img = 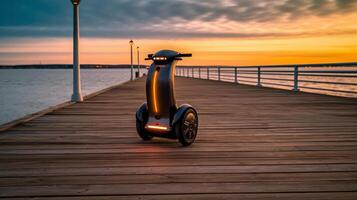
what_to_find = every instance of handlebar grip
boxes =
[178,53,192,57]
[145,54,154,60]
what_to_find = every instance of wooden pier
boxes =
[1,77,357,199]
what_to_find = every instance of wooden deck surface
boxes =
[1,77,357,199]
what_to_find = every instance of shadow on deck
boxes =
[1,77,357,199]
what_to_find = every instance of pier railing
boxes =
[175,62,357,97]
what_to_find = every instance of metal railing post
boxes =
[257,67,262,86]
[199,67,201,79]
[207,67,210,80]
[234,67,238,83]
[192,67,194,78]
[218,67,221,81]
[293,66,299,91]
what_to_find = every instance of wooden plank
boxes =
[3,193,357,200]
[1,164,357,177]
[2,172,357,187]
[2,157,357,170]
[2,181,357,197]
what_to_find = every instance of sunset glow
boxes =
[0,0,357,66]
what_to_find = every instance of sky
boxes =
[0,0,357,66]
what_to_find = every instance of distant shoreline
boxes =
[0,64,146,69]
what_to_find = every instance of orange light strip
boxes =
[146,125,168,131]
[152,70,159,114]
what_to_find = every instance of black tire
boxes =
[135,104,152,141]
[136,119,153,141]
[175,108,198,146]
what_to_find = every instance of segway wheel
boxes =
[175,108,198,146]
[136,119,153,141]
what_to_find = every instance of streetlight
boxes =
[71,0,80,5]
[137,46,140,77]
[70,0,83,102]
[129,40,134,80]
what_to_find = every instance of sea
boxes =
[0,68,141,125]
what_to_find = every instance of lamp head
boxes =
[71,0,81,5]
[129,40,134,46]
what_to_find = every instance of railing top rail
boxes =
[177,62,357,69]
[175,61,357,98]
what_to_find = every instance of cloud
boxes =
[0,0,357,39]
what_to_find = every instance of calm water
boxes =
[0,69,141,125]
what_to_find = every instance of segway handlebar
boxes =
[145,53,192,60]
[177,53,192,57]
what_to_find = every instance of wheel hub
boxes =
[183,113,197,140]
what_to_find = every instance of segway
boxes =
[135,50,198,146]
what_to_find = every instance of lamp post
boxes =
[129,40,134,80]
[137,46,140,77]
[70,0,83,102]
